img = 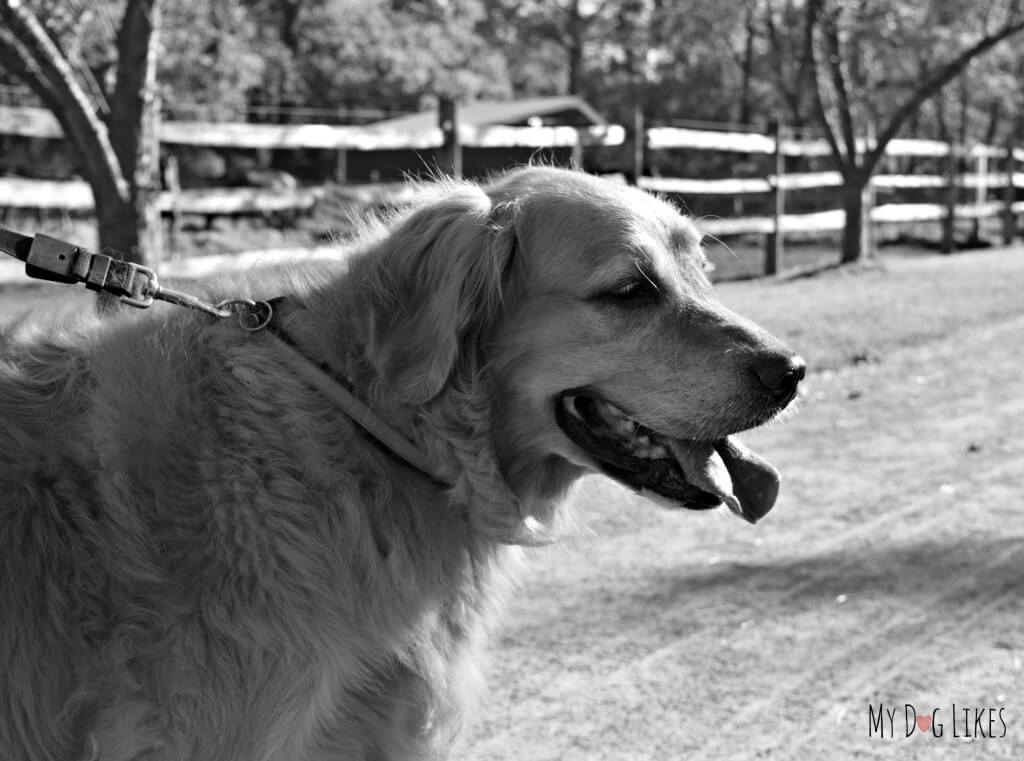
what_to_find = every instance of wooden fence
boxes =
[641,123,1023,272]
[1,103,1022,274]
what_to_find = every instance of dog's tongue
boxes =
[668,437,780,523]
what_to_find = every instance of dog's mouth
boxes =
[554,391,780,523]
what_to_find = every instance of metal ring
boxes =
[215,299,273,332]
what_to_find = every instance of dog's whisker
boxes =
[700,231,743,265]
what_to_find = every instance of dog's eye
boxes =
[604,278,657,302]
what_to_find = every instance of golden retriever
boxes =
[0,167,804,760]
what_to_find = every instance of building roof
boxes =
[370,96,607,132]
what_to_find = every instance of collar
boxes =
[259,298,458,490]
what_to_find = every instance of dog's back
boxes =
[0,303,509,761]
[1,320,118,757]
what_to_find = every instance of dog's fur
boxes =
[0,167,797,760]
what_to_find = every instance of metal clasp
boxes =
[119,264,159,309]
[118,269,274,330]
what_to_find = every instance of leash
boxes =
[0,225,455,490]
[0,226,245,317]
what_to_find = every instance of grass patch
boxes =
[713,246,1024,371]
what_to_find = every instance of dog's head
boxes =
[365,167,804,530]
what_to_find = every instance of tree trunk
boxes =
[107,0,162,266]
[565,0,585,95]
[839,173,873,264]
[95,193,160,265]
[280,0,302,53]
[735,2,757,125]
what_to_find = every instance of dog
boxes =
[0,166,804,760]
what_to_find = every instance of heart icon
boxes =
[916,715,932,733]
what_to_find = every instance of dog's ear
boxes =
[367,185,517,404]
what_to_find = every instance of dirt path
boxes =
[458,312,1024,760]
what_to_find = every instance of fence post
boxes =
[633,104,645,184]
[1003,144,1016,245]
[941,139,958,254]
[764,119,784,276]
[335,148,348,184]
[622,102,644,185]
[571,136,584,171]
[970,147,987,243]
[163,154,181,258]
[438,97,461,178]
[863,121,876,259]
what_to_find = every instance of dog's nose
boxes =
[753,353,806,401]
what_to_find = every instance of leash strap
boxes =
[0,225,248,317]
[0,227,157,306]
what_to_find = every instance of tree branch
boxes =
[0,1,128,204]
[820,3,857,164]
[763,2,794,118]
[0,27,48,99]
[109,0,159,185]
[792,0,815,125]
[804,0,849,173]
[865,18,1024,174]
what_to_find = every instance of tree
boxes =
[161,0,265,121]
[764,0,816,127]
[0,0,162,298]
[239,0,313,119]
[287,0,510,113]
[805,0,1024,264]
[482,0,606,96]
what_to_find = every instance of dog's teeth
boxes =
[595,399,638,436]
[570,395,670,459]
[564,395,582,418]
[633,442,669,459]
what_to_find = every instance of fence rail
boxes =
[698,201,1024,238]
[641,171,1024,196]
[0,105,624,150]
[0,177,324,215]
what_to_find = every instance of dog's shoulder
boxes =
[0,308,98,455]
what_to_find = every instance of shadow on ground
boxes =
[505,535,1024,645]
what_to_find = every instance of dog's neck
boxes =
[268,273,560,545]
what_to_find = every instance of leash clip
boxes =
[120,271,274,330]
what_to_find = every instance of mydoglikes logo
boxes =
[868,703,1008,739]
